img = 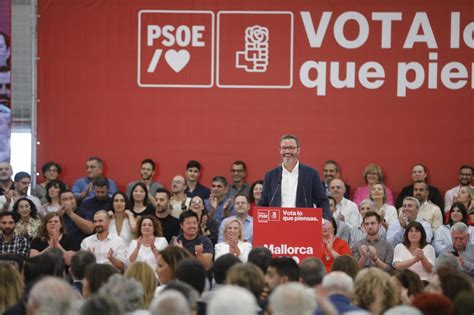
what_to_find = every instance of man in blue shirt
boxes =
[72,157,118,203]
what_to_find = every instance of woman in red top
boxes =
[322,217,351,271]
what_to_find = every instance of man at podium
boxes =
[259,134,331,220]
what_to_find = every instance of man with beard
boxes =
[0,161,14,195]
[0,212,29,257]
[412,181,443,231]
[0,171,41,212]
[352,211,393,271]
[175,211,213,270]
[154,188,179,243]
[126,159,163,207]
[80,210,127,271]
[259,134,330,220]
[445,164,473,212]
[322,160,350,199]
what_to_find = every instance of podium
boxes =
[253,207,322,263]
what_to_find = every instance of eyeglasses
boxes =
[460,173,472,177]
[280,146,298,151]
[191,199,203,204]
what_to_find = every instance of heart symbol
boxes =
[165,49,190,73]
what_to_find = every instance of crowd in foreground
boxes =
[0,138,473,314]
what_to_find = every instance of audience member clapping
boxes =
[127,215,167,274]
[12,197,41,241]
[215,218,252,262]
[393,221,435,282]
[108,192,137,246]
[30,212,80,265]
[353,163,394,206]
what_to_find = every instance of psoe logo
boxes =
[258,210,269,223]
[137,10,214,88]
[269,210,280,221]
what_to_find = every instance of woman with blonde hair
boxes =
[353,267,399,314]
[214,218,252,262]
[353,163,395,206]
[125,261,157,309]
[369,183,398,228]
[0,261,23,313]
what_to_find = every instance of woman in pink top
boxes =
[353,163,394,207]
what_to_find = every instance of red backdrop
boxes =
[37,0,473,197]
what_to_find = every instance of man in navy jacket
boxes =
[259,134,331,220]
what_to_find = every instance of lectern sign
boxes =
[254,207,322,263]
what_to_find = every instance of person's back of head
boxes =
[434,253,462,272]
[24,254,56,287]
[412,292,452,315]
[353,268,399,313]
[149,290,191,315]
[174,258,206,295]
[79,293,123,315]
[83,263,119,298]
[299,257,325,287]
[269,282,316,315]
[213,254,241,285]
[330,255,360,280]
[98,274,143,313]
[26,276,77,315]
[452,291,474,315]
[321,271,353,296]
[43,247,65,277]
[435,267,472,301]
[383,305,422,315]
[70,250,96,281]
[269,256,299,282]
[226,263,265,301]
[162,281,200,312]
[248,247,272,274]
[207,286,258,315]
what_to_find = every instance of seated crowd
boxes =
[0,158,473,315]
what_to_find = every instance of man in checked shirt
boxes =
[0,212,30,258]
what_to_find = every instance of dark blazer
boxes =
[259,162,331,220]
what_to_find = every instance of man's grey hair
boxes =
[299,257,325,287]
[434,253,461,272]
[149,290,191,315]
[98,274,143,313]
[27,276,78,315]
[208,286,259,315]
[403,197,420,209]
[450,222,469,234]
[383,305,422,315]
[321,271,353,295]
[269,282,316,315]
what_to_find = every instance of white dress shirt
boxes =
[281,162,299,208]
[80,233,127,265]
[334,197,361,228]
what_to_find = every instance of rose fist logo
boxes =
[236,25,270,72]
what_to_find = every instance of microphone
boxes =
[270,171,283,206]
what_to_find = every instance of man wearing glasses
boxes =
[259,134,331,220]
[444,165,473,212]
[227,161,250,199]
